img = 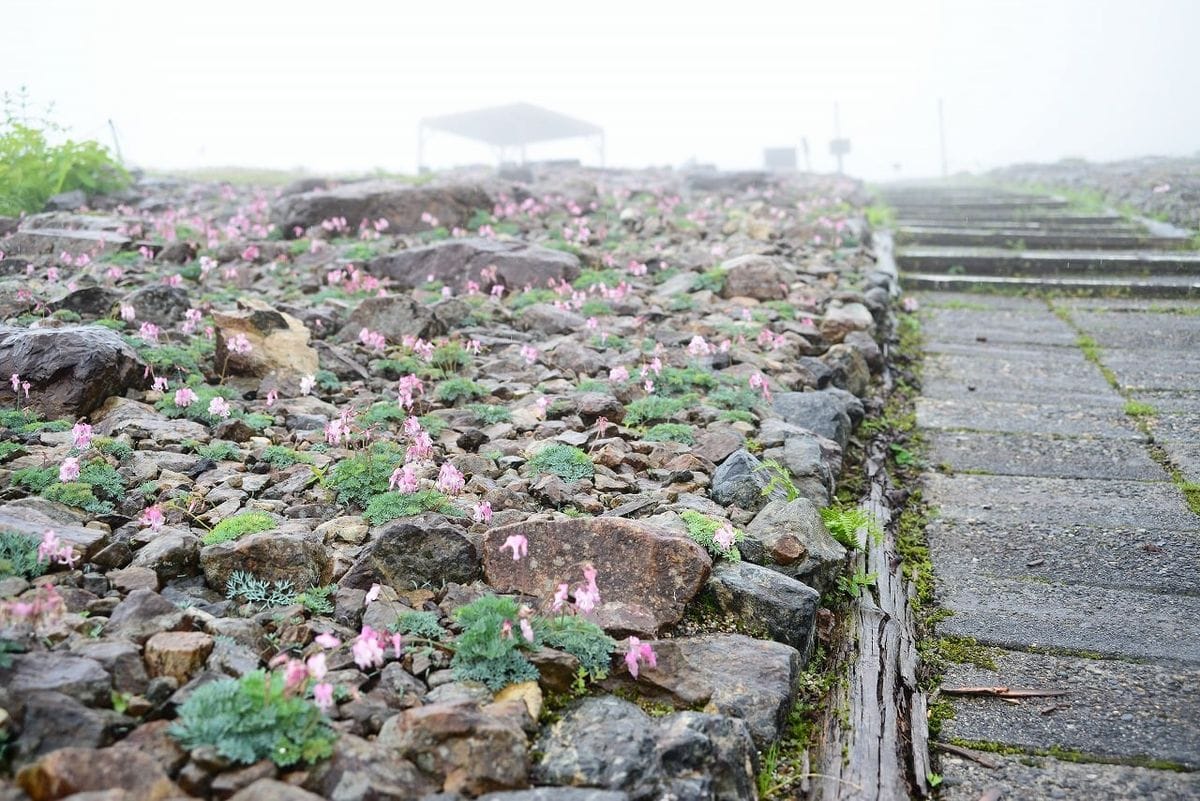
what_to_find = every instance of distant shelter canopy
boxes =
[418,103,604,169]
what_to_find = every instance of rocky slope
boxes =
[0,165,895,801]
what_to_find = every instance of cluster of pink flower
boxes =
[358,217,389,240]
[519,345,539,366]
[396,374,424,411]
[401,415,434,462]
[756,328,788,350]
[351,624,403,672]
[71,421,92,450]
[325,407,356,447]
[358,328,387,353]
[37,529,77,569]
[0,582,65,627]
[401,335,435,361]
[419,211,440,228]
[320,216,350,235]
[141,504,165,531]
[749,373,772,402]
[58,251,91,268]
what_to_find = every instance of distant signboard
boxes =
[763,147,797,171]
[829,138,851,156]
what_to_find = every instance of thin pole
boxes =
[107,119,124,164]
[833,102,843,175]
[938,98,948,177]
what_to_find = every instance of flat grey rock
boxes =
[917,397,1141,439]
[927,430,1167,481]
[939,752,1200,801]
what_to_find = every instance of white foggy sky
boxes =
[6,0,1199,180]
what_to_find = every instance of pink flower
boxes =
[714,523,738,552]
[174,387,197,408]
[306,652,328,681]
[358,328,386,352]
[71,422,93,450]
[397,375,424,410]
[473,500,493,524]
[406,430,434,462]
[624,636,658,679]
[552,583,571,612]
[520,345,539,366]
[901,296,920,313]
[501,619,513,639]
[227,333,252,355]
[300,375,316,396]
[9,373,19,392]
[686,335,711,357]
[119,303,136,322]
[59,457,80,483]
[313,682,335,711]
[141,505,165,531]
[352,625,385,670]
[500,534,528,561]
[436,463,465,495]
[315,631,341,649]
[208,397,232,419]
[390,464,419,493]
[390,632,404,659]
[609,366,629,384]
[152,376,169,393]
[364,583,381,605]
[644,380,654,393]
[519,618,535,643]
[266,389,278,406]
[283,658,309,690]
[138,322,160,342]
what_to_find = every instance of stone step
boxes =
[926,516,1200,597]
[916,397,1144,440]
[902,272,1200,299]
[921,309,1078,347]
[940,649,1200,770]
[934,573,1200,664]
[895,218,1145,232]
[896,227,1190,251]
[926,429,1167,481]
[885,197,1071,211]
[940,752,1200,801]
[897,246,1200,276]
[896,212,1127,226]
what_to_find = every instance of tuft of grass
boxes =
[362,490,461,525]
[203,511,276,546]
[525,444,595,482]
[1123,400,1156,417]
[469,403,512,425]
[623,395,690,426]
[643,423,695,445]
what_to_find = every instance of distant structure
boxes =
[417,103,604,170]
[763,147,798,172]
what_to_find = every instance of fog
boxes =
[7,0,1199,180]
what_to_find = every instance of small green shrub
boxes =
[450,595,539,690]
[719,409,756,424]
[78,461,126,500]
[0,441,25,462]
[539,615,615,680]
[658,366,717,395]
[692,267,726,293]
[393,609,445,641]
[573,269,623,289]
[326,442,406,508]
[435,377,486,404]
[526,444,594,482]
[363,490,460,525]
[623,395,689,426]
[757,458,800,502]
[707,386,761,412]
[431,342,472,374]
[360,402,407,427]
[469,403,512,425]
[93,437,133,461]
[225,570,295,607]
[0,530,45,579]
[418,414,448,438]
[259,445,311,468]
[168,669,336,767]
[203,511,276,546]
[296,584,336,615]
[680,510,743,560]
[314,370,341,392]
[820,506,882,551]
[156,382,239,426]
[43,482,111,514]
[643,423,695,445]
[11,466,58,494]
[509,288,558,310]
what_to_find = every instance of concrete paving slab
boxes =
[936,574,1200,664]
[902,272,1200,298]
[924,473,1197,530]
[898,247,1200,276]
[916,398,1142,439]
[941,648,1200,769]
[922,309,1078,347]
[926,518,1200,596]
[927,430,1167,481]
[1072,312,1200,351]
[940,753,1200,801]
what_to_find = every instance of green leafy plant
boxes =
[11,466,58,495]
[168,669,336,767]
[692,266,727,293]
[362,489,461,525]
[658,366,717,396]
[573,268,623,290]
[757,458,800,502]
[326,442,406,508]
[0,88,130,215]
[194,440,240,461]
[450,595,540,690]
[359,402,408,427]
[837,569,878,599]
[314,370,341,392]
[156,381,239,426]
[43,482,111,514]
[508,288,558,310]
[224,570,296,608]
[435,377,486,405]
[93,437,133,461]
[525,444,595,482]
[393,609,445,641]
[259,445,311,469]
[0,530,45,579]
[295,584,336,615]
[469,403,512,425]
[643,423,695,445]
[821,506,883,551]
[539,615,616,680]
[623,395,689,426]
[203,511,276,546]
[431,341,472,374]
[680,510,744,560]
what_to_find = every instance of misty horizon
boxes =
[8,0,1200,180]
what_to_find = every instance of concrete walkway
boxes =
[889,188,1200,799]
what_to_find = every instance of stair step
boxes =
[897,246,1200,276]
[901,272,1200,298]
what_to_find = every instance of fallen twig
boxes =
[933,742,1000,769]
[942,686,1071,699]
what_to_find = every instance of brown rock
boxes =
[271,181,490,236]
[693,429,745,464]
[377,702,529,795]
[17,746,179,801]
[228,779,325,801]
[200,531,330,591]
[819,301,874,344]
[719,254,789,300]
[212,298,318,380]
[368,237,580,293]
[302,733,436,800]
[144,631,214,685]
[482,518,711,636]
[107,566,159,593]
[0,325,146,418]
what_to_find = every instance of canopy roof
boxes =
[421,103,602,147]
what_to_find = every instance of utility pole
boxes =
[833,103,843,175]
[938,98,948,178]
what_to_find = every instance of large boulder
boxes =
[742,498,846,595]
[0,325,146,418]
[200,531,330,591]
[271,181,491,236]
[212,298,318,381]
[368,238,580,293]
[339,521,481,591]
[719,254,789,300]
[337,294,440,343]
[771,389,861,450]
[703,560,821,660]
[483,518,711,636]
[710,449,787,512]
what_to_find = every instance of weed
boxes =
[820,505,883,551]
[757,458,800,502]
[203,511,276,546]
[469,403,512,425]
[643,423,695,445]
[195,441,240,461]
[836,569,877,598]
[525,444,594,482]
[692,267,726,293]
[326,442,406,508]
[392,610,445,641]
[362,489,461,524]
[1123,400,1156,417]
[623,395,690,426]
[680,510,743,561]
[0,530,45,579]
[435,377,486,404]
[225,570,296,607]
[259,445,311,469]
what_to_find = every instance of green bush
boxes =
[362,490,460,525]
[692,267,726,293]
[526,444,594,482]
[168,669,336,767]
[658,366,717,395]
[156,382,239,426]
[93,437,134,461]
[680,510,744,561]
[820,506,882,551]
[0,91,130,216]
[78,461,126,501]
[11,466,58,494]
[450,595,540,690]
[326,442,406,508]
[259,445,311,468]
[393,609,445,641]
[203,511,276,546]
[43,481,111,514]
[435,377,486,404]
[623,395,689,426]
[509,288,558,310]
[225,570,295,607]
[469,403,512,425]
[194,441,240,461]
[0,530,45,579]
[643,423,695,445]
[539,615,615,680]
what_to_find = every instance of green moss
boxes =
[643,423,695,445]
[362,490,461,525]
[623,395,689,426]
[203,511,276,546]
[525,444,594,482]
[1123,400,1156,417]
[435,377,486,404]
